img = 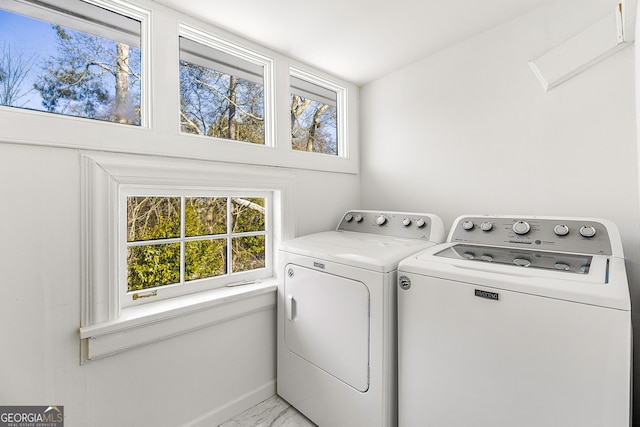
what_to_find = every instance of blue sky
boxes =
[0,9,58,109]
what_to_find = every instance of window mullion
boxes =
[180,196,186,285]
[227,197,233,275]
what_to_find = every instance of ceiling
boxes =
[155,0,555,86]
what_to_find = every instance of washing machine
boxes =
[277,210,446,427]
[397,214,632,427]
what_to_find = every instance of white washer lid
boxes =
[398,243,630,310]
[280,230,438,273]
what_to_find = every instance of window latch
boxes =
[132,290,158,300]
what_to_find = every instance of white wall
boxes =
[360,0,640,420]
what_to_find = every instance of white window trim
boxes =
[79,151,295,362]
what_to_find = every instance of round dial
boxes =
[415,218,426,228]
[512,220,531,235]
[461,220,474,231]
[354,214,363,223]
[513,258,531,267]
[344,213,354,222]
[553,224,569,236]
[480,254,493,262]
[402,217,412,227]
[555,263,570,271]
[376,215,387,226]
[479,221,493,232]
[579,225,596,238]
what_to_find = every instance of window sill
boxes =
[79,279,277,362]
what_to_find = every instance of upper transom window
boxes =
[290,69,340,156]
[0,0,143,125]
[179,31,272,145]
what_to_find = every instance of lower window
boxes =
[122,190,270,306]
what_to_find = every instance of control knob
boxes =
[376,215,387,226]
[479,221,493,232]
[344,213,354,222]
[512,220,531,235]
[461,220,474,231]
[415,218,426,228]
[513,258,531,267]
[402,218,412,227]
[354,214,363,223]
[553,224,569,236]
[579,225,596,238]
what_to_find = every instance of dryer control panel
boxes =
[337,210,445,242]
[450,215,613,256]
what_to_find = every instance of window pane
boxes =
[231,197,265,233]
[291,95,338,155]
[0,6,142,125]
[127,243,180,292]
[127,197,181,242]
[185,197,227,237]
[185,239,227,281]
[179,38,265,144]
[232,235,265,273]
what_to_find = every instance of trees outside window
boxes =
[179,62,264,143]
[126,195,267,298]
[291,95,337,155]
[0,6,141,125]
[178,36,266,144]
[290,73,338,155]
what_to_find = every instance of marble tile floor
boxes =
[218,395,317,427]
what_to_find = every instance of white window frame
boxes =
[178,24,275,148]
[290,66,348,159]
[79,151,295,362]
[120,188,273,308]
[0,0,152,128]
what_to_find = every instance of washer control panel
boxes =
[337,210,443,241]
[450,215,612,255]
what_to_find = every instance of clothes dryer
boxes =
[397,214,632,427]
[278,210,445,427]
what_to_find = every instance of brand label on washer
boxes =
[475,289,499,301]
[313,262,325,269]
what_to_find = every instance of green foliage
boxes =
[232,235,265,273]
[127,196,266,293]
[127,244,180,291]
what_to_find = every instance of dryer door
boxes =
[284,263,370,392]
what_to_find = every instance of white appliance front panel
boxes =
[278,251,397,427]
[284,263,370,392]
[397,274,632,427]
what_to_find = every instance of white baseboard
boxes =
[181,381,276,427]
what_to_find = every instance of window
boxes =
[0,0,143,125]
[80,153,294,361]
[123,190,270,306]
[290,69,340,155]
[179,31,272,145]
